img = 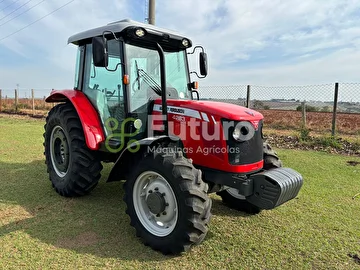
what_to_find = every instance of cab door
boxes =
[82,39,126,136]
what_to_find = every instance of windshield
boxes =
[125,43,191,111]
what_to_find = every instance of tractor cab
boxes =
[68,19,207,140]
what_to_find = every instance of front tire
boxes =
[217,143,282,214]
[44,103,103,197]
[124,149,212,254]
[263,142,282,170]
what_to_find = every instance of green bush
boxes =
[17,103,32,110]
[316,136,342,149]
[321,106,331,112]
[35,104,47,110]
[253,100,270,110]
[299,127,310,141]
[296,105,319,112]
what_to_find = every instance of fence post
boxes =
[301,101,307,128]
[31,89,35,115]
[0,89,2,112]
[15,89,18,112]
[246,85,251,108]
[331,82,339,137]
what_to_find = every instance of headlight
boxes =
[182,39,189,47]
[134,119,143,129]
[135,28,146,37]
[232,121,255,142]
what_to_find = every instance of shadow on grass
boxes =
[0,160,251,261]
[209,197,254,218]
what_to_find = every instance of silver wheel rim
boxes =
[133,171,178,237]
[50,125,69,178]
[226,188,246,200]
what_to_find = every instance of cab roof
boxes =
[68,18,191,46]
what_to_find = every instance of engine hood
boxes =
[154,99,263,121]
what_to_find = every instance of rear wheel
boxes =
[124,149,212,254]
[217,143,282,214]
[44,103,103,197]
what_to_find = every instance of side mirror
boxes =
[199,52,208,77]
[92,37,108,67]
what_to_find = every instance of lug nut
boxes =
[162,193,166,197]
[163,211,167,215]
[165,203,169,207]
[148,190,153,193]
[156,214,160,217]
[154,187,159,191]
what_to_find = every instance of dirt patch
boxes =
[0,112,45,120]
[260,110,360,135]
[57,231,99,249]
[0,206,33,226]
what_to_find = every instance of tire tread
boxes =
[123,147,212,255]
[44,103,103,197]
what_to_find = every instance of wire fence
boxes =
[1,83,360,138]
[0,88,56,116]
[200,82,360,138]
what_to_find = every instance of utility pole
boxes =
[148,0,155,25]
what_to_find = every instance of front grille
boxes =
[223,119,263,165]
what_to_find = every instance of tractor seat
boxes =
[165,87,179,99]
[147,87,179,100]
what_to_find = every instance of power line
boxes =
[0,0,7,5]
[0,0,75,42]
[0,0,45,26]
[0,0,35,21]
[0,0,22,12]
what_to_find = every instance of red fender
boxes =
[45,90,105,150]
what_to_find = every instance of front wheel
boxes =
[123,149,212,254]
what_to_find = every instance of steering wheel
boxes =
[106,90,116,97]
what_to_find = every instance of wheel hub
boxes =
[146,191,166,215]
[50,125,70,177]
[133,171,178,237]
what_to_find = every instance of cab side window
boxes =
[83,40,125,135]
[74,47,81,90]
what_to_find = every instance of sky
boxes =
[0,0,360,101]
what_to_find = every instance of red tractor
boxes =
[44,19,303,255]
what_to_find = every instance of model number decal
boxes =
[172,115,186,122]
[153,104,202,119]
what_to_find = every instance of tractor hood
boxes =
[154,99,263,122]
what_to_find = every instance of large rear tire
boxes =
[123,149,212,254]
[217,143,282,214]
[44,103,103,197]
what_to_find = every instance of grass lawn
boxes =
[0,114,359,269]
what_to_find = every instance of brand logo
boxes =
[245,110,254,116]
[104,115,259,155]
